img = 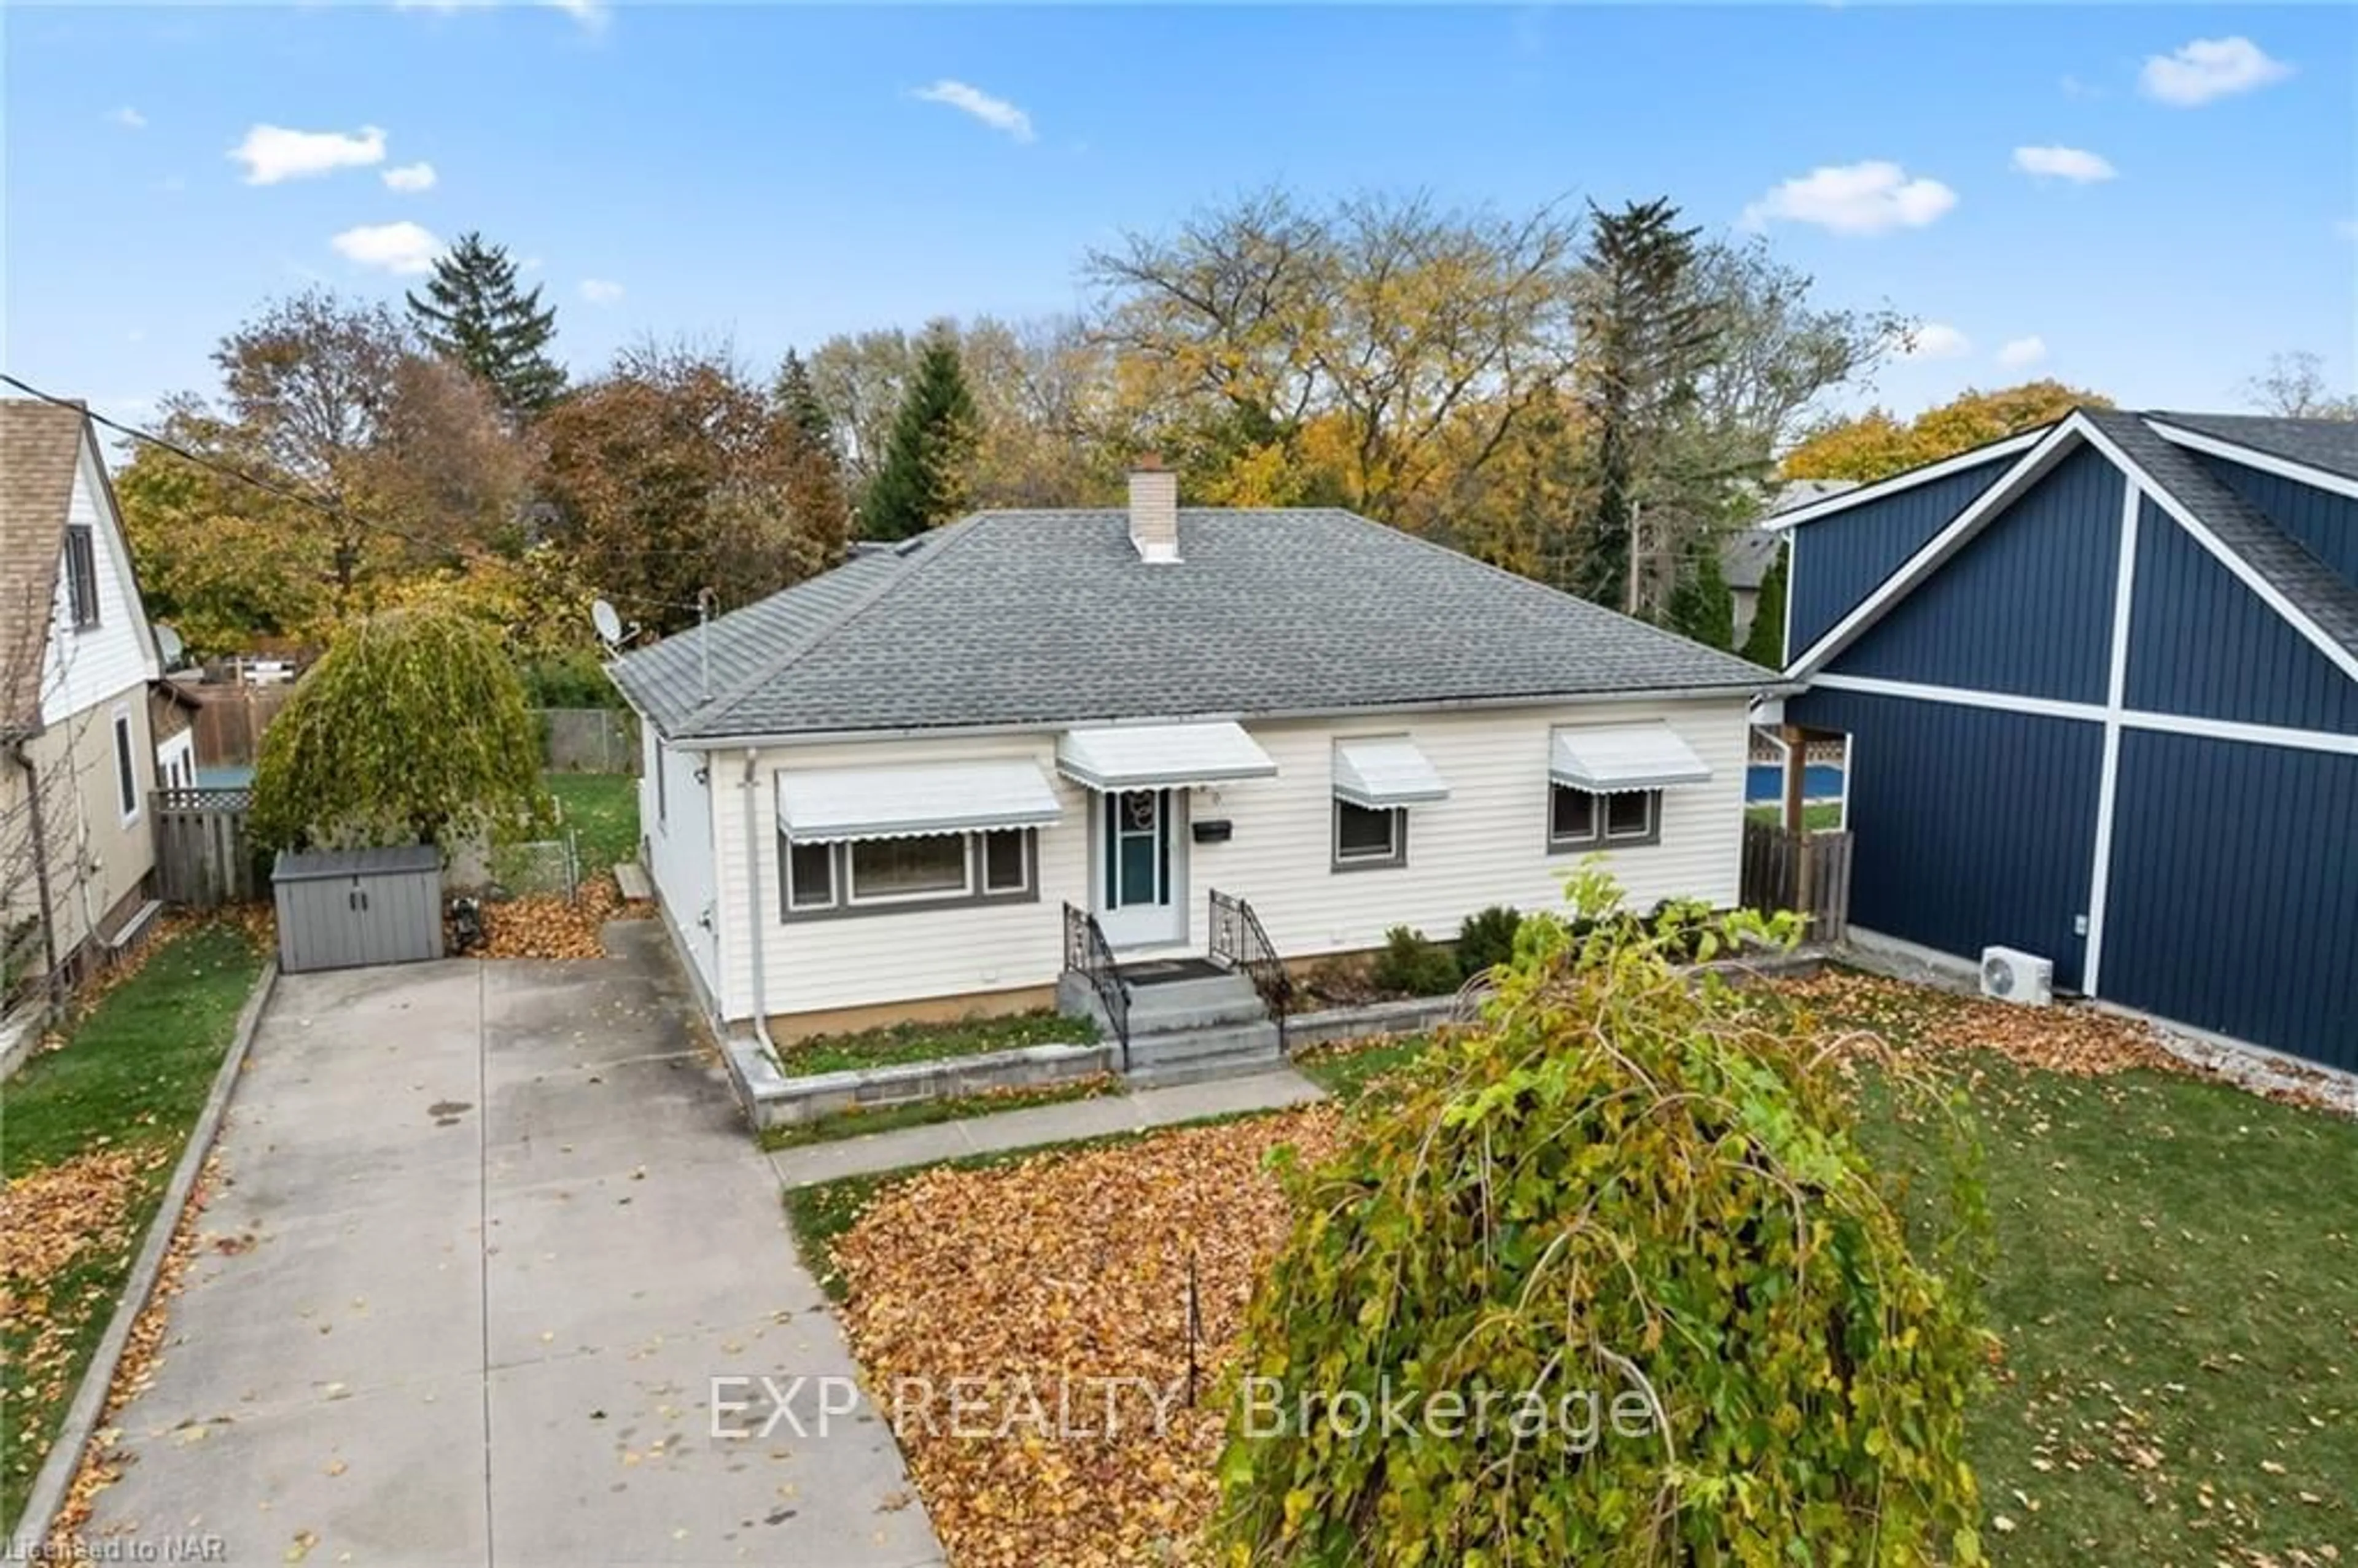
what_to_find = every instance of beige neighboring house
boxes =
[1,400,168,1002]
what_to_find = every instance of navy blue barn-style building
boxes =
[1768,408,2358,1074]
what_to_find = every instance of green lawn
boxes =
[1745,801,1843,831]
[1295,1033,1431,1103]
[794,1007,2358,1562]
[773,1010,1098,1078]
[2,923,266,1532]
[543,772,640,873]
[1291,1020,2358,1562]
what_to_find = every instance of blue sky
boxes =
[5,4,2351,432]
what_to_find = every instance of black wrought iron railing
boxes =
[1208,888,1292,1054]
[1062,901,1131,1071]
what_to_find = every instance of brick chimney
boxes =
[1127,456,1180,564]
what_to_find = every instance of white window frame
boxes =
[1547,783,1600,852]
[111,708,140,824]
[783,836,837,912]
[981,828,1030,895]
[66,524,101,631]
[1603,789,1657,843]
[847,833,976,906]
[1331,799,1406,870]
[1549,784,1662,851]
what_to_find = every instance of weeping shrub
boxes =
[251,607,553,853]
[1216,870,1992,1566]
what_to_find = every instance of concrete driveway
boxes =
[86,923,943,1567]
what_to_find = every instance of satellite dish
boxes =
[591,599,624,650]
[155,623,187,670]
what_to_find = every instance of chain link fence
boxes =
[535,708,641,775]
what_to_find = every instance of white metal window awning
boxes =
[776,759,1062,844]
[1056,721,1277,791]
[1332,736,1449,808]
[1549,723,1713,793]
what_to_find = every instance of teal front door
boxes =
[1097,788,1186,949]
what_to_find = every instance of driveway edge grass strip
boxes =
[8,955,278,1552]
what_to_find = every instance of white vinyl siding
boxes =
[715,734,1084,1020]
[39,440,160,728]
[642,726,720,999]
[703,697,1749,1023]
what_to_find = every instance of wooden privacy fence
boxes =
[153,786,260,907]
[190,685,295,768]
[1740,821,1854,943]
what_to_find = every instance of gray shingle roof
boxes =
[610,508,1776,740]
[1721,527,1784,591]
[2149,411,2358,482]
[2084,408,2358,660]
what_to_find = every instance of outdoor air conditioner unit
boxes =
[1980,945,2054,1006]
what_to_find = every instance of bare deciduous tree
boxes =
[2242,350,2358,421]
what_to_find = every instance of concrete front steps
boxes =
[1057,966,1284,1088]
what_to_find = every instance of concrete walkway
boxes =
[766,1067,1328,1189]
[86,924,944,1567]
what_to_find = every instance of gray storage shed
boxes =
[272,845,445,974]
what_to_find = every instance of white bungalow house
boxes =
[606,466,1779,1077]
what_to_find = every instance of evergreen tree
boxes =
[1740,540,1789,668]
[405,232,566,422]
[1663,538,1735,651]
[861,328,978,540]
[775,348,837,457]
[1570,200,1719,613]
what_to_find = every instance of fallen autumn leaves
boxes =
[1,1147,161,1482]
[835,1109,1345,1568]
[477,872,650,960]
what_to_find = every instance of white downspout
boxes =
[739,748,778,1058]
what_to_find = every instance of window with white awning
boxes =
[775,759,1062,843]
[774,760,1059,920]
[1331,736,1449,808]
[1547,724,1713,793]
[1055,721,1277,791]
[1546,723,1710,853]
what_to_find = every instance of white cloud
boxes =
[540,0,609,30]
[396,0,602,28]
[1740,161,1956,236]
[2139,37,2292,107]
[230,123,387,185]
[330,220,442,274]
[2012,145,2117,183]
[578,278,625,305]
[382,161,437,192]
[109,106,146,130]
[1997,336,2049,369]
[911,79,1035,143]
[1901,323,1973,360]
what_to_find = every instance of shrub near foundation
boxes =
[1215,871,1993,1566]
